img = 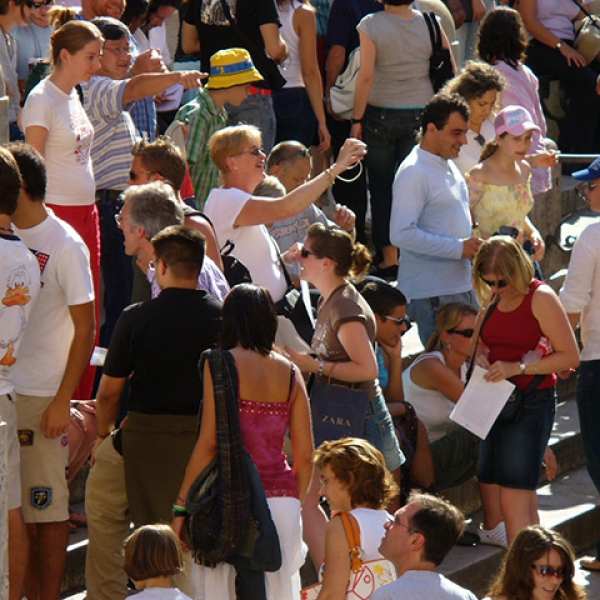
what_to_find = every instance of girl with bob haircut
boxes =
[472,236,579,545]
[173,284,314,599]
[124,524,191,599]
[21,18,103,397]
[484,525,586,600]
[286,223,403,568]
[311,437,398,599]
[476,7,555,196]
[204,125,364,304]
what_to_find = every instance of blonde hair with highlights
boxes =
[425,302,478,352]
[472,236,534,302]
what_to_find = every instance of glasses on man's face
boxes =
[576,180,599,200]
[480,276,508,289]
[383,315,412,336]
[300,247,317,259]
[129,169,154,182]
[27,0,52,9]
[531,565,566,579]
[104,45,134,58]
[448,328,475,339]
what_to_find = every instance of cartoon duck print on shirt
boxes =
[0,265,34,366]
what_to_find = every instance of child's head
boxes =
[266,141,312,192]
[124,524,183,586]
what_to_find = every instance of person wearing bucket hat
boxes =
[560,156,600,573]
[466,105,546,265]
[174,48,264,208]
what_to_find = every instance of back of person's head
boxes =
[266,141,310,172]
[441,61,504,103]
[151,225,205,281]
[253,175,286,198]
[124,524,183,582]
[0,0,28,18]
[147,0,179,15]
[477,7,529,68]
[472,236,534,301]
[420,93,470,138]
[92,15,131,41]
[306,222,372,280]
[313,438,398,509]
[50,19,103,65]
[210,125,262,173]
[426,302,478,352]
[488,525,584,600]
[123,181,184,239]
[360,281,407,318]
[5,142,46,203]
[220,284,277,356]
[121,0,149,26]
[131,137,186,191]
[0,147,22,216]
[406,491,464,566]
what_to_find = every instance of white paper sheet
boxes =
[274,316,313,354]
[449,365,516,440]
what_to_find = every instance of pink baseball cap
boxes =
[494,105,541,137]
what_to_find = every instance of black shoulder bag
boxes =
[423,11,455,93]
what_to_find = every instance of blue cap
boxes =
[572,157,600,181]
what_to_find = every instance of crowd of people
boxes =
[0,0,600,598]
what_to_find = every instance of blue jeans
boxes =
[363,394,405,472]
[363,105,423,250]
[225,94,277,155]
[478,387,555,490]
[576,360,600,558]
[273,87,317,147]
[406,290,478,347]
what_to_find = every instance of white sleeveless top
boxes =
[402,351,460,443]
[278,0,305,88]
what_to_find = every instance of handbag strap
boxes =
[339,512,363,573]
[567,0,596,22]
[268,235,295,292]
[423,11,443,52]
[465,296,499,382]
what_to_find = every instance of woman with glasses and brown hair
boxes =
[484,525,586,600]
[473,236,579,545]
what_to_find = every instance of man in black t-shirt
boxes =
[86,223,222,600]
[181,0,288,153]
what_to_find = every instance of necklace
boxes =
[0,226,14,234]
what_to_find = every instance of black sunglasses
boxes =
[481,277,507,289]
[27,0,52,7]
[531,565,566,578]
[448,328,475,339]
[300,247,317,259]
[383,315,412,336]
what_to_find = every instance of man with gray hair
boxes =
[116,181,228,300]
[87,221,222,600]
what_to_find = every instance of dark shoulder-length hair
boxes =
[220,284,277,356]
[477,7,529,69]
[487,525,585,600]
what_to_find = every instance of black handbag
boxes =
[495,374,545,425]
[423,12,455,93]
[309,379,369,448]
[220,240,253,287]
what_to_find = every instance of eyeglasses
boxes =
[388,517,421,536]
[234,147,265,158]
[27,0,52,8]
[103,45,134,57]
[531,565,566,578]
[448,328,475,338]
[300,247,317,259]
[480,276,508,289]
[129,169,154,182]
[474,133,486,147]
[383,315,412,335]
[274,148,311,165]
[576,180,598,200]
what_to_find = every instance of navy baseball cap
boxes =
[572,157,600,181]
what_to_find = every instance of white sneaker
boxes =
[479,522,508,549]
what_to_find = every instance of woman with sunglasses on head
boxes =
[205,125,364,304]
[484,525,586,600]
[473,236,579,545]
[285,222,404,568]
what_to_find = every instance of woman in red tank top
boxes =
[471,236,579,545]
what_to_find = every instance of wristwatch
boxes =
[519,363,527,375]
[350,118,363,126]
[556,40,564,50]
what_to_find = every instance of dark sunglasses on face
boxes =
[448,328,475,338]
[27,0,52,8]
[300,247,317,259]
[129,169,154,182]
[531,565,566,578]
[383,315,412,336]
[480,276,507,289]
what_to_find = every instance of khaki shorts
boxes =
[16,393,69,523]
[0,393,22,510]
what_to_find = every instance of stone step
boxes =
[440,465,600,598]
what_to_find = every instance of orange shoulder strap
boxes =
[339,512,363,573]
